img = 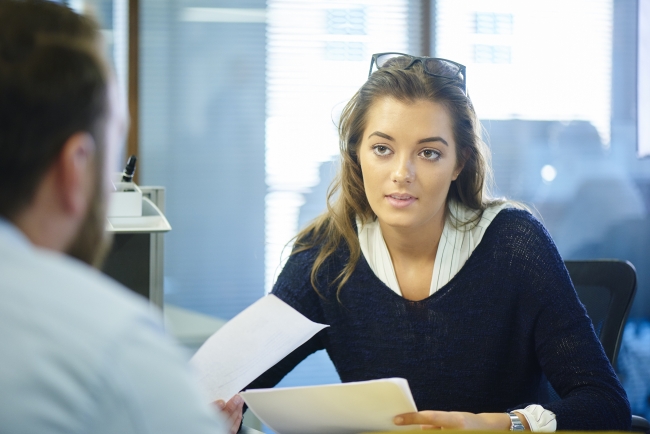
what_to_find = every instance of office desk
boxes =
[240,426,264,434]
[363,431,629,434]
[243,428,627,434]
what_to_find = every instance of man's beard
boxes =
[66,183,113,268]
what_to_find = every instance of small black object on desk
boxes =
[121,155,137,182]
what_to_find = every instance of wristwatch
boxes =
[507,412,525,431]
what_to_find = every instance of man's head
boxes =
[0,0,124,266]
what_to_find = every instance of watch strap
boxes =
[507,412,526,431]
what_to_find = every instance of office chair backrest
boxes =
[564,260,637,367]
[546,261,649,432]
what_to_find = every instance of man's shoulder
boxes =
[44,247,149,310]
[0,243,159,343]
[0,244,224,434]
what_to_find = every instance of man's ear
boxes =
[56,132,96,218]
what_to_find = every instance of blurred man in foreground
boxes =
[0,1,226,432]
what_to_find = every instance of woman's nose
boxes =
[392,157,414,184]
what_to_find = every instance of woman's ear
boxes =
[453,162,465,181]
[453,148,471,181]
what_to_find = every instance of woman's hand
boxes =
[214,395,245,434]
[394,410,529,430]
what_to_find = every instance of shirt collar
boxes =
[0,217,34,253]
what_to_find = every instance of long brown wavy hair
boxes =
[293,59,501,298]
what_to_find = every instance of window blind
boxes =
[265,0,412,291]
[436,0,613,146]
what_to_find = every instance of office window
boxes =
[324,41,366,61]
[639,0,650,157]
[473,44,511,63]
[326,7,365,35]
[140,0,266,320]
[265,0,412,295]
[437,0,650,419]
[56,0,128,102]
[474,12,513,34]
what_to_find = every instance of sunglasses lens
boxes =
[422,58,463,81]
[375,53,411,69]
[372,54,466,92]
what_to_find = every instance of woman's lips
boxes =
[385,194,417,208]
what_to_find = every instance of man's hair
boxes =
[0,0,109,219]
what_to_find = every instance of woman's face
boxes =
[358,97,461,232]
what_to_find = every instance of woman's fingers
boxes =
[213,396,244,434]
[225,395,244,414]
[226,395,244,433]
[394,411,466,429]
[395,411,512,430]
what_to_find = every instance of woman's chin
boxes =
[376,214,421,230]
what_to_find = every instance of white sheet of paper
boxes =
[240,378,418,434]
[189,294,328,402]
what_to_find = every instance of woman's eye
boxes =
[420,149,441,160]
[372,145,392,156]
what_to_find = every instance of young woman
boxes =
[219,53,631,432]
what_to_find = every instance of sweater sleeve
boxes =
[501,210,631,430]
[244,247,328,391]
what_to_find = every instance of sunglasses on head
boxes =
[369,52,467,94]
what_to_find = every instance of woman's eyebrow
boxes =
[367,131,394,141]
[418,136,448,146]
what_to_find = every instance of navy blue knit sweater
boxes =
[248,209,631,430]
